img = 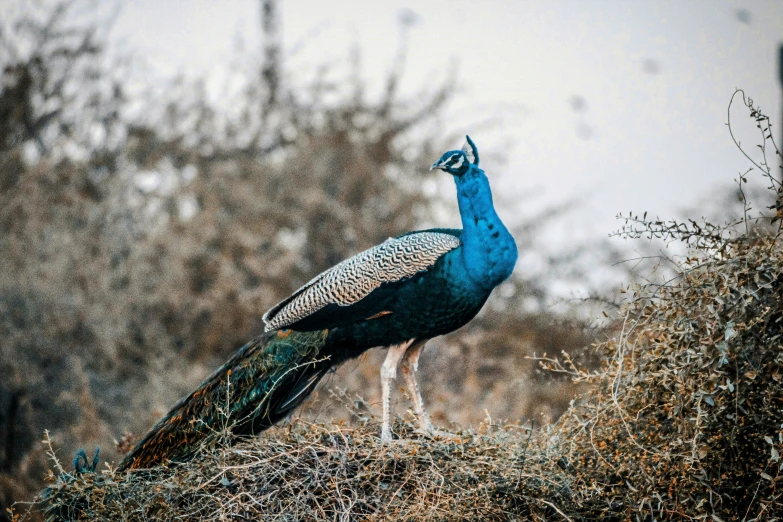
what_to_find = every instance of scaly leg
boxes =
[380,341,412,443]
[399,339,434,434]
[400,339,457,439]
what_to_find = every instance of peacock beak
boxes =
[430,161,444,171]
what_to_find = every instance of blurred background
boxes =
[1,0,781,514]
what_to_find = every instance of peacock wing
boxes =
[262,231,461,331]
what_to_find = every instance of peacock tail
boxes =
[117,329,329,471]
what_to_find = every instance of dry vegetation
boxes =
[13,77,781,522]
[40,416,562,521]
[1,3,605,519]
[31,229,783,520]
[5,2,782,521]
[12,4,781,522]
[20,92,783,520]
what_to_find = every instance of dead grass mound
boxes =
[37,418,571,521]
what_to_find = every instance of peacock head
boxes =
[430,135,479,176]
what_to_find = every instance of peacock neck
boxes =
[454,166,518,290]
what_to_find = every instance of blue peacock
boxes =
[118,136,517,470]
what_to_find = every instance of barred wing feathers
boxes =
[263,231,461,331]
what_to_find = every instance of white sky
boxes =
[109,0,783,259]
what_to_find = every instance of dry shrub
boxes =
[552,233,783,519]
[32,235,783,521]
[549,92,783,519]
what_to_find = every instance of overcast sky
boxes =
[109,0,783,258]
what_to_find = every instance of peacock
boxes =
[117,136,517,471]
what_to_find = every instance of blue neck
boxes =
[454,166,518,290]
[454,165,517,289]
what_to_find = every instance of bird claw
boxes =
[380,427,421,446]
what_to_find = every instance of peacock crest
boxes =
[430,135,479,175]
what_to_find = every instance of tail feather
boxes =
[267,369,327,421]
[117,329,330,471]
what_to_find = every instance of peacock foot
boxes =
[380,429,394,444]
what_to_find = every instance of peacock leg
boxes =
[380,341,412,443]
[399,339,436,434]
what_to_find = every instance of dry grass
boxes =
[36,416,567,521]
